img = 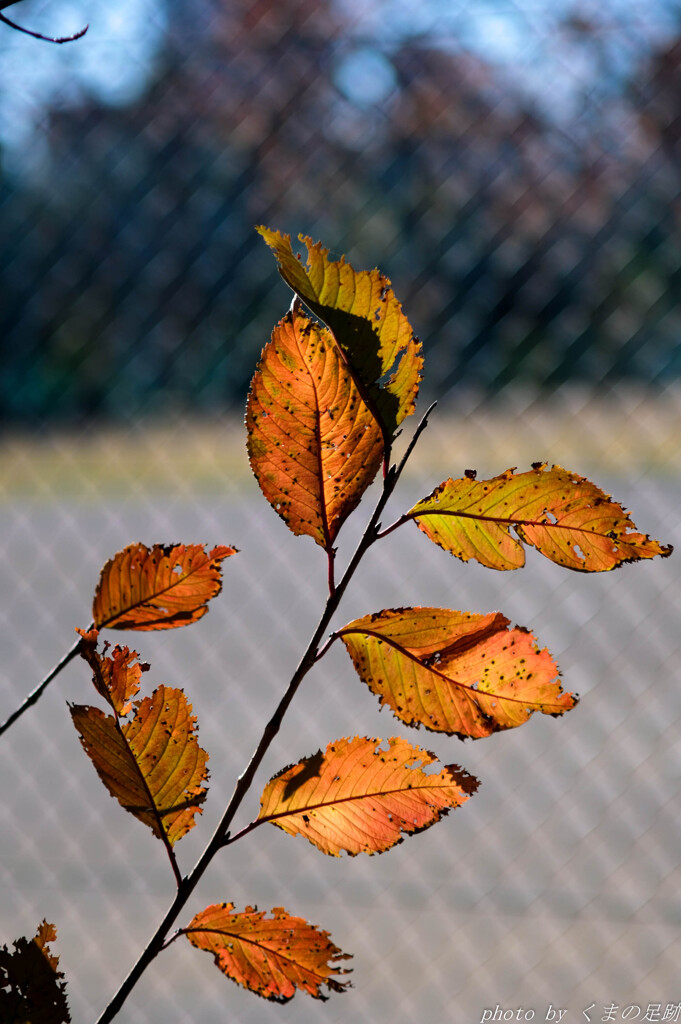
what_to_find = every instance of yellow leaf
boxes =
[258,227,422,438]
[339,608,576,739]
[71,684,208,846]
[408,465,672,571]
[258,736,478,855]
[246,307,383,548]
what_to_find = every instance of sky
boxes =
[1,0,680,164]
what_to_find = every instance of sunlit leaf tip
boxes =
[246,307,383,548]
[408,464,673,572]
[70,683,209,846]
[258,735,479,856]
[93,542,237,630]
[0,920,71,1024]
[257,226,422,439]
[183,903,352,1001]
[339,607,576,739]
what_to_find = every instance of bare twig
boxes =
[0,632,87,737]
[0,8,88,43]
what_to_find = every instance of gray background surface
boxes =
[1,394,678,1023]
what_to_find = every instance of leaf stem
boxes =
[327,548,336,596]
[313,632,339,663]
[0,630,90,738]
[110,711,184,891]
[221,819,262,847]
[93,402,436,1024]
[375,513,410,540]
[159,930,183,952]
[373,400,438,539]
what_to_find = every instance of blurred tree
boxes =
[2,0,681,426]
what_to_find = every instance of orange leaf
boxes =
[77,628,148,716]
[32,922,59,973]
[408,465,672,571]
[258,736,478,855]
[70,683,208,846]
[246,307,383,548]
[339,608,576,739]
[93,543,237,630]
[0,920,70,1024]
[183,903,351,1001]
[257,227,422,438]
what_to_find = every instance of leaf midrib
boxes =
[183,925,333,985]
[259,772,463,823]
[339,627,562,711]
[98,548,214,627]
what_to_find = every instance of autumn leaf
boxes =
[77,628,148,716]
[338,608,575,739]
[246,307,383,548]
[257,735,478,855]
[93,543,237,630]
[183,903,351,1001]
[407,464,673,571]
[71,682,208,846]
[0,920,70,1024]
[257,227,422,439]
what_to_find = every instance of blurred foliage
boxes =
[2,0,681,427]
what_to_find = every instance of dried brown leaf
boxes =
[0,921,70,1024]
[77,628,148,716]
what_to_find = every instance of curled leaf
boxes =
[408,465,672,571]
[246,307,383,547]
[0,920,70,1024]
[183,903,351,1001]
[77,628,148,716]
[339,608,575,739]
[70,683,208,846]
[93,543,237,630]
[258,735,478,855]
[258,227,422,438]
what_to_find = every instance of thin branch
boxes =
[0,10,88,42]
[0,632,88,737]
[93,403,436,1024]
[394,401,437,478]
[375,400,438,539]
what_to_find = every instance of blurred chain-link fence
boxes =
[1,1,680,1021]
